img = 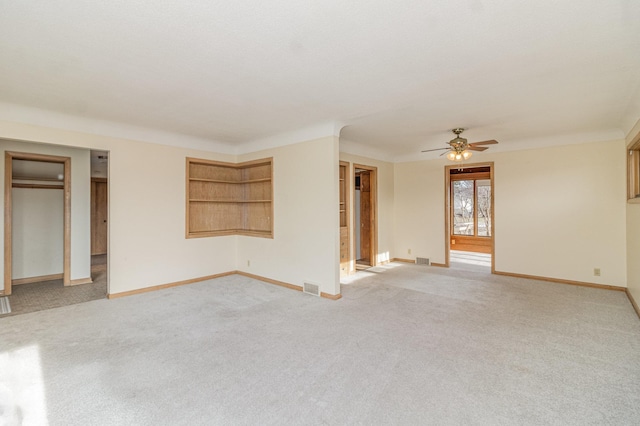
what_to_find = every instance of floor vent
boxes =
[415,257,430,266]
[303,282,320,297]
[0,297,11,315]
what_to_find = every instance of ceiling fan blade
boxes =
[421,147,450,153]
[439,150,451,156]
[467,146,488,152]
[470,139,498,146]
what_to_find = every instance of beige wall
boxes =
[393,158,447,264]
[0,120,342,296]
[106,140,238,294]
[339,152,395,267]
[0,120,238,294]
[1,140,91,282]
[626,117,640,307]
[395,139,628,287]
[238,136,341,295]
[1,117,635,299]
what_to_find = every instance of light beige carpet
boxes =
[0,263,638,425]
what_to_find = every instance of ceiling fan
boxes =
[422,128,498,161]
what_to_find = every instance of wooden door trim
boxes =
[4,151,71,295]
[444,162,495,273]
[353,163,378,267]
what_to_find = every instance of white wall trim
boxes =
[339,138,392,162]
[0,102,236,155]
[237,121,344,155]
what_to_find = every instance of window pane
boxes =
[476,180,491,237]
[453,180,474,235]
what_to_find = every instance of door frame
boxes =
[353,163,378,267]
[444,162,495,272]
[4,151,71,295]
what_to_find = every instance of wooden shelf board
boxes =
[189,199,271,203]
[13,176,63,182]
[188,229,272,238]
[189,177,271,184]
[13,183,64,190]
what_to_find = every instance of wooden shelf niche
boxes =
[339,161,350,275]
[186,157,273,238]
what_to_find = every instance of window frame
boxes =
[450,171,491,238]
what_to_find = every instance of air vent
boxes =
[415,257,430,266]
[303,282,320,297]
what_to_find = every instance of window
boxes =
[452,180,474,236]
[451,177,492,237]
[476,180,492,237]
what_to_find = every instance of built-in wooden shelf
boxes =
[186,157,273,238]
[339,161,350,276]
[189,199,272,203]
[189,177,271,184]
[13,175,62,182]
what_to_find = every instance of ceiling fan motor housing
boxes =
[449,136,468,152]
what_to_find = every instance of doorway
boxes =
[2,148,109,317]
[4,152,71,296]
[445,163,495,271]
[90,150,109,280]
[354,164,377,269]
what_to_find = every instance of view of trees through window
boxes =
[452,179,491,237]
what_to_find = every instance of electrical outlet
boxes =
[594,268,600,276]
[408,248,411,255]
[247,260,251,267]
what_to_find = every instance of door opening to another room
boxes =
[445,164,494,270]
[90,150,109,286]
[1,148,109,317]
[354,165,377,270]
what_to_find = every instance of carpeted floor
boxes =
[1,257,107,317]
[0,262,639,425]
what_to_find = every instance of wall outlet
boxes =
[408,248,411,255]
[594,268,600,276]
[247,260,251,267]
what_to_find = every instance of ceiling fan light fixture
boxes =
[446,149,472,162]
[423,128,498,159]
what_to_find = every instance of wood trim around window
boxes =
[628,132,640,202]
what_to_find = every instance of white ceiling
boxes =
[1,1,639,161]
